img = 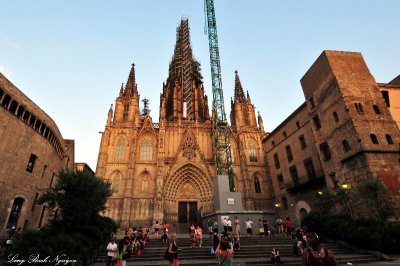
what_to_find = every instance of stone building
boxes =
[96,19,273,228]
[263,103,326,223]
[0,72,74,239]
[263,51,400,223]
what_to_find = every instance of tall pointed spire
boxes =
[234,70,246,102]
[125,63,137,97]
[161,18,208,122]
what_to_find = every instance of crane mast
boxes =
[205,0,235,192]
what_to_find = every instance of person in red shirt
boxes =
[196,225,203,247]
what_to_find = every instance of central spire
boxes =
[160,18,209,123]
[168,18,203,118]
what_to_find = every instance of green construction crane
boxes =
[204,0,235,192]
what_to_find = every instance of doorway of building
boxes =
[178,201,198,224]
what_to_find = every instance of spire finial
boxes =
[125,63,137,97]
[234,71,246,102]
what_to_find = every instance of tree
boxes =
[355,178,394,221]
[8,170,117,265]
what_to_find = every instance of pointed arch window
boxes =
[254,176,261,193]
[123,104,129,121]
[115,137,125,160]
[243,107,250,126]
[140,138,153,161]
[111,172,121,194]
[248,140,257,162]
[6,197,25,229]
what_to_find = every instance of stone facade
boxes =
[263,103,326,223]
[0,73,74,239]
[96,19,273,228]
[263,51,400,224]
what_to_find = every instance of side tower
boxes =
[230,71,273,210]
[301,51,400,218]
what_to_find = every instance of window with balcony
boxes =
[289,165,299,185]
[304,158,316,179]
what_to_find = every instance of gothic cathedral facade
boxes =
[96,19,273,228]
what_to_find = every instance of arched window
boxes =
[373,105,381,114]
[6,197,25,229]
[115,137,125,160]
[248,140,257,162]
[243,107,250,126]
[355,102,364,114]
[140,138,153,161]
[111,172,121,194]
[123,104,129,121]
[333,111,339,123]
[386,134,394,144]
[370,134,379,144]
[254,176,261,193]
[342,140,351,152]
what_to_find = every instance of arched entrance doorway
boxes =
[164,163,213,229]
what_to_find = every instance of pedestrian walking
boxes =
[106,238,118,266]
[245,218,254,236]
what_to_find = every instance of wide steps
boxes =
[96,236,382,265]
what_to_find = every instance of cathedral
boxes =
[96,19,273,228]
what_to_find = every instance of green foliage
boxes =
[7,170,117,265]
[37,170,112,229]
[302,212,400,253]
[356,179,394,221]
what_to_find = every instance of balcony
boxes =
[285,169,326,193]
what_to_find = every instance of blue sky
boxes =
[1,1,399,170]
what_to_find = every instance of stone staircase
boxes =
[96,235,381,265]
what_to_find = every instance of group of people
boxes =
[188,223,203,248]
[105,227,150,266]
[106,217,338,266]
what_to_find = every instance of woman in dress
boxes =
[168,233,180,266]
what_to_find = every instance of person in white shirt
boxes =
[106,238,118,266]
[227,218,233,233]
[222,218,228,233]
[245,218,254,236]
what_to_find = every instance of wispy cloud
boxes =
[0,34,22,49]
[0,65,14,81]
